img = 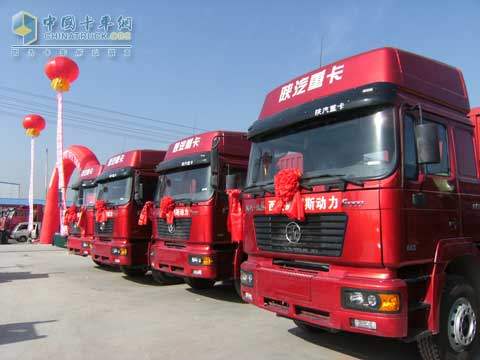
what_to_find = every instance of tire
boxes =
[418,275,479,360]
[293,319,323,333]
[18,236,28,243]
[151,270,183,285]
[121,266,147,277]
[185,277,215,290]
[234,278,243,299]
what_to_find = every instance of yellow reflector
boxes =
[120,248,128,256]
[378,294,400,312]
[202,256,213,266]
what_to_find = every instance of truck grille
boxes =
[95,219,114,235]
[70,221,81,235]
[254,214,347,257]
[157,218,192,240]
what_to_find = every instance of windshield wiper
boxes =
[244,183,274,194]
[303,173,364,187]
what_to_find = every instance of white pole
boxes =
[56,92,67,236]
[28,137,35,232]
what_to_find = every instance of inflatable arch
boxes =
[39,145,99,244]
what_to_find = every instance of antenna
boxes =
[319,35,325,67]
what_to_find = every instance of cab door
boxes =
[402,112,460,262]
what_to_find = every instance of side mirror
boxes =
[415,123,440,165]
[134,183,144,203]
[226,174,238,190]
[210,174,219,188]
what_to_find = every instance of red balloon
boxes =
[44,56,79,83]
[23,114,46,132]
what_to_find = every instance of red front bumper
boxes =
[150,241,234,280]
[241,257,408,339]
[67,235,91,256]
[91,238,148,267]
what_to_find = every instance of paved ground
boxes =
[0,244,421,360]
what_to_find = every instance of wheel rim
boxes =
[448,297,477,352]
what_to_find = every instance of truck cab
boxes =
[240,48,480,359]
[149,131,250,292]
[67,164,103,256]
[90,150,166,276]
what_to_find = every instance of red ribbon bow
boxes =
[138,201,154,226]
[159,197,175,225]
[227,189,243,242]
[63,205,78,226]
[95,200,108,223]
[76,207,87,236]
[273,168,305,222]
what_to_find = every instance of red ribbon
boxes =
[227,189,243,242]
[138,201,154,226]
[63,205,78,226]
[76,207,87,236]
[95,200,108,223]
[159,196,175,225]
[273,168,305,222]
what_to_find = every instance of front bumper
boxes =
[91,238,148,267]
[150,241,234,280]
[67,235,91,256]
[241,258,408,339]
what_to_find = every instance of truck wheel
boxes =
[418,276,479,360]
[151,270,183,285]
[234,278,243,299]
[18,236,28,243]
[185,277,215,290]
[120,266,147,277]
[293,319,323,333]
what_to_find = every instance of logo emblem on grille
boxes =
[167,223,176,234]
[99,222,106,231]
[285,222,301,243]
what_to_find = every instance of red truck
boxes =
[66,164,103,256]
[91,150,166,276]
[240,47,480,359]
[149,131,250,293]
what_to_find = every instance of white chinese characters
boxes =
[314,102,345,117]
[172,137,201,153]
[279,64,345,103]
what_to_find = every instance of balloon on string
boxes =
[44,56,79,92]
[22,114,46,138]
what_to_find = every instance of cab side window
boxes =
[426,122,449,176]
[141,176,157,201]
[454,128,477,178]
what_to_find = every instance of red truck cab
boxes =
[91,150,166,276]
[241,48,480,359]
[67,164,103,256]
[149,131,250,292]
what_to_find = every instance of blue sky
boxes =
[1,0,479,199]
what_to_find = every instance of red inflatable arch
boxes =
[39,145,99,244]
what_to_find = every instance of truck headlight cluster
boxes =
[342,288,400,313]
[82,242,89,248]
[240,270,254,288]
[188,255,213,266]
[111,247,127,256]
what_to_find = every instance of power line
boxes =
[0,85,208,132]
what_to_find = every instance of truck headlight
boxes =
[240,270,254,288]
[112,247,127,256]
[342,288,400,313]
[82,242,89,248]
[188,255,213,266]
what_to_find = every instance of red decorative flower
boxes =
[63,205,78,226]
[226,189,243,242]
[272,168,305,221]
[159,196,175,225]
[138,201,154,226]
[95,200,108,223]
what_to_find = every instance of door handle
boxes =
[448,220,458,231]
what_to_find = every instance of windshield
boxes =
[81,187,97,207]
[155,166,213,203]
[247,107,396,186]
[97,177,133,206]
